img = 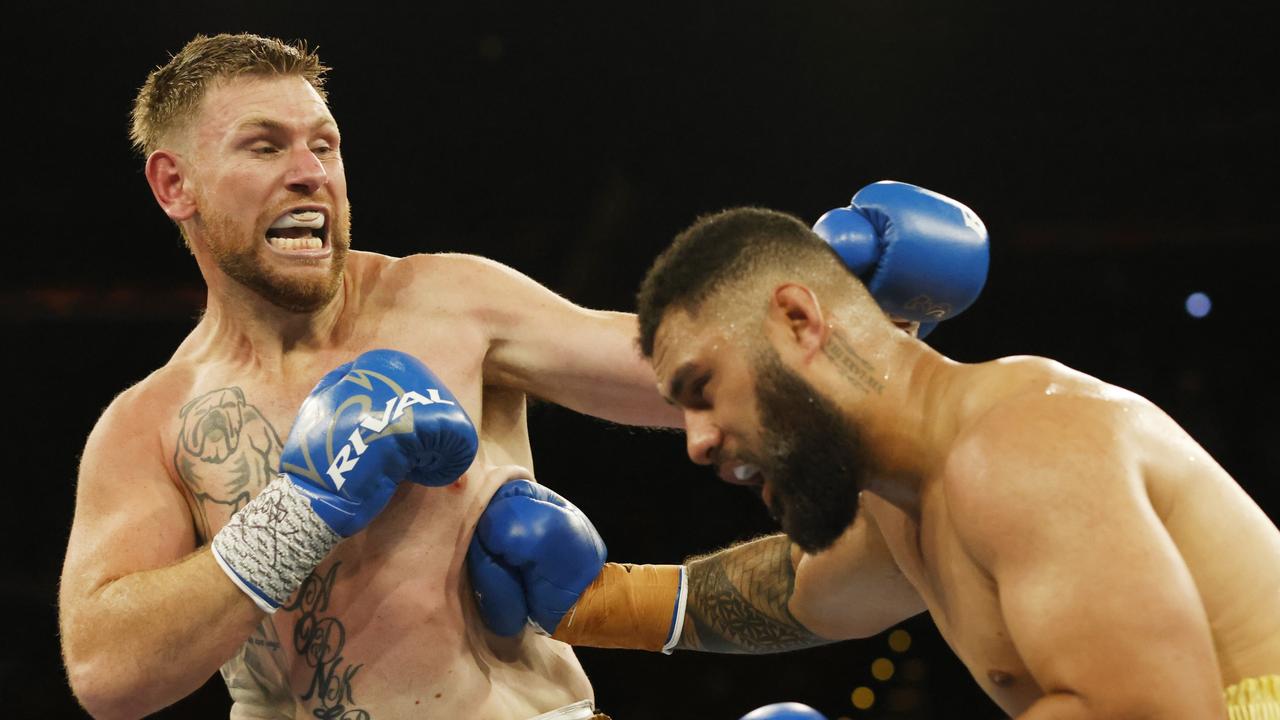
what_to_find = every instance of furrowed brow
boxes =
[234,117,337,136]
[234,118,287,135]
[664,363,698,406]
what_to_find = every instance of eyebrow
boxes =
[233,117,339,135]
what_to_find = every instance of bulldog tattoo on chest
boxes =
[175,387,284,540]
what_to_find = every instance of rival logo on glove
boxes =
[904,295,952,320]
[326,389,455,489]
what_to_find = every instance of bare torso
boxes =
[131,251,590,719]
[861,357,1280,716]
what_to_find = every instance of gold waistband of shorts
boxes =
[1225,674,1280,720]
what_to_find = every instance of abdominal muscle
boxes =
[219,459,592,719]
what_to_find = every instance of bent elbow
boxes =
[791,601,918,642]
[65,652,154,720]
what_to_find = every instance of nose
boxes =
[684,411,721,466]
[285,145,327,195]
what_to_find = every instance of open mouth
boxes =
[728,464,782,518]
[265,208,329,254]
[733,464,761,484]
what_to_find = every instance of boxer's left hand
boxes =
[812,180,989,337]
[467,478,607,636]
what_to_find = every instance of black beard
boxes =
[751,346,870,553]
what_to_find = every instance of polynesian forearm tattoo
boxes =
[677,534,829,653]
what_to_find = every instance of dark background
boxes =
[6,1,1276,718]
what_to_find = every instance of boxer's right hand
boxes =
[467,479,607,636]
[213,349,478,612]
[279,348,479,537]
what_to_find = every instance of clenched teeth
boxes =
[269,236,324,251]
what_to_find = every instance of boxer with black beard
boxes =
[625,206,1278,717]
[459,194,1277,720]
[749,344,868,554]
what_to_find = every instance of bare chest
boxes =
[164,317,487,541]
[864,492,1043,715]
[157,318,580,715]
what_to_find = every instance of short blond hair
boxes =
[130,33,329,157]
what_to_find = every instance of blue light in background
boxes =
[1185,292,1212,318]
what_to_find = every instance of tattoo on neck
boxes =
[824,331,885,395]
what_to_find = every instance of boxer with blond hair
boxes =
[58,33,673,719]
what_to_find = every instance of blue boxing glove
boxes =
[467,479,607,637]
[213,349,478,612]
[740,702,828,720]
[813,180,989,337]
[278,349,478,534]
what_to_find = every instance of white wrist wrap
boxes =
[662,565,689,654]
[211,475,342,613]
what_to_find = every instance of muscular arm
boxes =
[59,390,261,719]
[676,534,827,653]
[948,398,1226,720]
[436,253,682,428]
[676,512,923,653]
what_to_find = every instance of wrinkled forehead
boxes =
[190,74,334,143]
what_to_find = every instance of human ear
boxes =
[145,150,196,222]
[767,284,828,362]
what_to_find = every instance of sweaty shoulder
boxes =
[952,355,1150,437]
[940,357,1153,557]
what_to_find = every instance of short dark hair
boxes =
[636,207,842,357]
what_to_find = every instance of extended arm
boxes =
[676,534,827,653]
[434,253,681,427]
[469,479,923,654]
[679,507,925,653]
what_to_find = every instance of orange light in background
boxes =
[888,628,912,653]
[851,686,875,710]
